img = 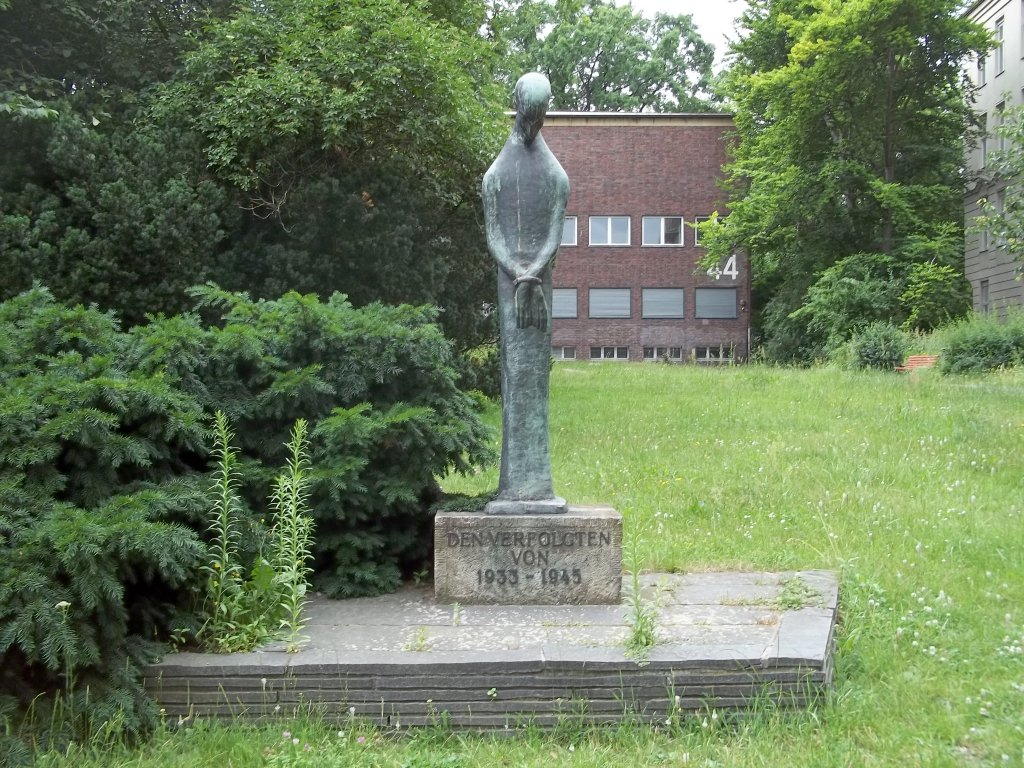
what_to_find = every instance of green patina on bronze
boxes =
[482,73,569,515]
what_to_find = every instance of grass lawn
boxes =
[32,364,1024,767]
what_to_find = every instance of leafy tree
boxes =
[161,0,502,217]
[0,114,236,324]
[2,0,505,353]
[0,0,244,323]
[152,0,505,348]
[488,0,718,111]
[702,0,988,361]
[0,0,233,114]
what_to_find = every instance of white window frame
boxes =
[561,216,577,247]
[995,188,1006,246]
[588,288,631,318]
[980,113,988,166]
[996,17,1005,75]
[551,346,577,360]
[552,288,578,319]
[589,216,630,246]
[978,54,987,87]
[694,345,735,364]
[693,215,711,246]
[589,346,628,361]
[643,346,682,362]
[641,216,684,246]
[641,288,685,319]
[695,288,738,319]
[996,102,1007,153]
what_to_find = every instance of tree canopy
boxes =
[0,0,506,348]
[702,0,989,360]
[488,0,718,111]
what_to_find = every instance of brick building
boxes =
[541,112,750,363]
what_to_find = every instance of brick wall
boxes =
[542,114,750,362]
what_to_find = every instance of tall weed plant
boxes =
[196,413,314,653]
[270,419,315,652]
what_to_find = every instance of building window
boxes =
[589,288,631,318]
[552,346,577,360]
[980,280,990,313]
[590,346,628,360]
[978,54,987,86]
[694,345,734,364]
[561,216,577,246]
[693,215,711,246]
[642,216,683,246]
[552,288,577,318]
[641,288,685,318]
[643,346,682,361]
[995,189,1006,246]
[996,17,1005,74]
[589,216,630,246]
[996,102,1007,153]
[695,287,738,319]
[980,113,988,166]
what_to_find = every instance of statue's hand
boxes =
[514,281,548,331]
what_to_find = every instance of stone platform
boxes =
[144,570,838,729]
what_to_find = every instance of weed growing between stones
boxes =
[624,528,656,661]
[776,576,823,611]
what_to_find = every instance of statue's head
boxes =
[514,72,551,144]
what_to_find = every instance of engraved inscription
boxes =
[448,527,610,590]
[433,507,623,605]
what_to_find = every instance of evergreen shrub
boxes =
[128,285,495,597]
[937,310,1024,373]
[0,287,208,746]
[1,284,494,750]
[849,321,910,370]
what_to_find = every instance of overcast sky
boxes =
[622,0,745,70]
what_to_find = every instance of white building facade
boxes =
[965,0,1024,312]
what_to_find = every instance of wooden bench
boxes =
[895,354,938,373]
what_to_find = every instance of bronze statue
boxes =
[482,72,569,515]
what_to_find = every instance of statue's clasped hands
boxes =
[513,274,549,331]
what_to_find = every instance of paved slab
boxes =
[145,570,838,728]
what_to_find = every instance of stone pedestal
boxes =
[434,506,622,605]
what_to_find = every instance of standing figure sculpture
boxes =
[483,72,570,515]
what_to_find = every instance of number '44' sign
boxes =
[706,254,739,281]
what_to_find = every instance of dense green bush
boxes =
[1,284,494,752]
[128,285,495,597]
[0,287,208,747]
[936,310,1024,373]
[848,321,910,370]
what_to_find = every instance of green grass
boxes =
[29,364,1024,766]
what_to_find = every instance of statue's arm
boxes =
[522,172,569,280]
[482,170,519,278]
